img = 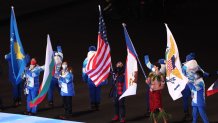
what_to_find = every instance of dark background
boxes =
[0,0,218,123]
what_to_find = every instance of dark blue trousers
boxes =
[181,84,191,113]
[88,85,101,104]
[47,77,60,102]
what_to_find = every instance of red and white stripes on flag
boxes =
[85,6,111,86]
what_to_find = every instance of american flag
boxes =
[85,6,111,86]
[167,55,175,73]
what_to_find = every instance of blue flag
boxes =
[7,7,27,84]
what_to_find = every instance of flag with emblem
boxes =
[165,24,188,100]
[119,24,138,100]
[85,5,111,86]
[9,7,28,84]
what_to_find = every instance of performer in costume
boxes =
[82,46,107,110]
[5,53,30,107]
[187,70,209,123]
[181,52,209,121]
[23,58,44,115]
[47,46,63,107]
[58,61,75,119]
[146,62,169,123]
[144,55,166,117]
[111,61,126,123]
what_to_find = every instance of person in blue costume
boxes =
[5,53,30,107]
[47,46,63,107]
[144,55,166,117]
[57,61,75,119]
[187,70,209,123]
[23,58,44,115]
[181,52,209,121]
[82,46,107,110]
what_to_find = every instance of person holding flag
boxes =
[111,61,126,123]
[47,46,63,107]
[5,6,30,107]
[23,58,44,115]
[187,70,209,123]
[181,53,210,121]
[57,61,75,119]
[83,5,110,110]
[82,46,107,110]
[146,62,168,123]
[28,35,55,113]
[144,55,166,117]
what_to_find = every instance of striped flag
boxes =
[30,35,54,107]
[119,24,138,100]
[167,56,176,73]
[85,6,111,86]
[165,24,188,100]
[207,79,218,96]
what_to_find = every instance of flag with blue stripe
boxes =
[119,24,138,100]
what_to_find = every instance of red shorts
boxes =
[149,90,163,112]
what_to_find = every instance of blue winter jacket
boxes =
[58,71,75,96]
[187,78,206,107]
[24,65,44,90]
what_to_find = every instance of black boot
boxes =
[0,105,3,111]
[18,97,22,105]
[90,103,95,110]
[13,98,19,107]
[0,99,3,111]
[48,101,54,108]
[24,111,30,115]
[182,112,192,121]
[95,103,100,111]
[145,111,150,117]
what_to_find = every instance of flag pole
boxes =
[98,5,118,97]
[122,23,147,78]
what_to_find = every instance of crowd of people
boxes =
[0,43,211,123]
[0,2,213,122]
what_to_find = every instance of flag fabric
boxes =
[85,6,111,86]
[119,24,138,100]
[207,79,218,96]
[30,35,54,107]
[9,7,27,84]
[165,24,188,100]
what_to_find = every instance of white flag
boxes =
[165,24,188,100]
